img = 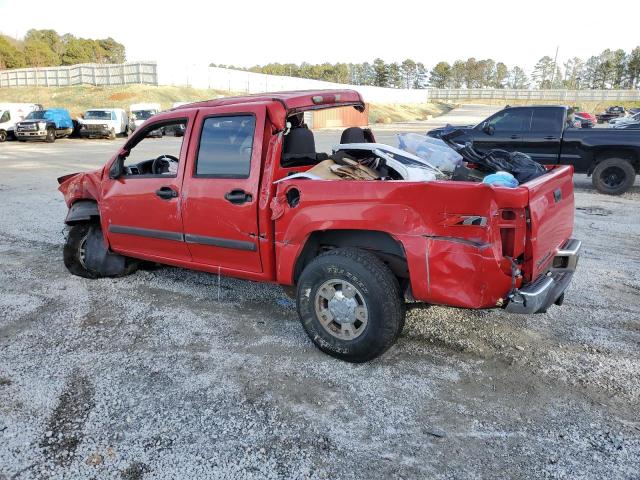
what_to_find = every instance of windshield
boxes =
[132,110,156,120]
[25,111,46,120]
[85,110,112,120]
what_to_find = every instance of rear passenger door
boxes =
[522,107,564,165]
[472,108,532,154]
[181,105,265,273]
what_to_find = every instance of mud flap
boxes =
[84,227,127,276]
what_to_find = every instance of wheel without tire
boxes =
[592,158,636,195]
[296,248,404,363]
[0,130,7,142]
[45,127,56,143]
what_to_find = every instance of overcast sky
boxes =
[1,0,638,73]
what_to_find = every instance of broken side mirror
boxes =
[482,122,495,135]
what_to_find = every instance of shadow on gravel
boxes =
[40,370,95,466]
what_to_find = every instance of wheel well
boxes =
[593,149,639,172]
[65,200,100,225]
[293,230,409,283]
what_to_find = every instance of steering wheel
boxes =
[152,154,179,174]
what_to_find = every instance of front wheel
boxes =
[0,130,7,142]
[109,128,116,140]
[592,158,636,195]
[63,224,99,278]
[45,127,56,143]
[296,248,404,363]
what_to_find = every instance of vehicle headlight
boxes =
[38,121,46,129]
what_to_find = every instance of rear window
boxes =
[531,108,564,132]
[195,115,255,177]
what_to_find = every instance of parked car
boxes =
[596,106,626,124]
[609,111,640,128]
[573,111,596,128]
[0,103,42,142]
[15,108,73,143]
[129,103,161,133]
[79,108,129,139]
[616,121,640,130]
[57,90,581,363]
[427,105,640,195]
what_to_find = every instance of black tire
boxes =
[0,130,7,142]
[296,248,404,363]
[63,224,99,279]
[592,158,636,195]
[109,128,116,140]
[64,223,138,279]
[45,127,56,143]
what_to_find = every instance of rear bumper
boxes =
[506,238,581,314]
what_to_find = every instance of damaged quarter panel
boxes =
[274,179,531,309]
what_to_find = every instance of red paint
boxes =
[58,90,576,311]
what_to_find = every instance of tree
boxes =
[532,56,555,88]
[400,59,417,89]
[493,62,509,88]
[414,63,428,89]
[449,60,466,88]
[429,61,451,88]
[61,37,94,65]
[507,66,529,89]
[24,38,59,67]
[0,35,26,69]
[97,37,126,63]
[563,57,584,89]
[627,46,640,88]
[463,57,479,88]
[373,58,388,87]
[611,49,627,88]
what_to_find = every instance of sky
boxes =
[1,0,638,73]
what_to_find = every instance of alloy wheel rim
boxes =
[314,279,368,340]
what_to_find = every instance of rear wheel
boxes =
[296,248,404,363]
[592,158,636,195]
[0,130,7,142]
[45,127,56,143]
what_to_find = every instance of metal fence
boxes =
[428,88,640,103]
[0,62,158,88]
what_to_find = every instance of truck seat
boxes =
[281,126,327,167]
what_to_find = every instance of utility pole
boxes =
[550,46,559,87]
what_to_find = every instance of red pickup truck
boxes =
[58,90,581,362]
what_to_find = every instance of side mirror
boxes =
[109,156,124,179]
[482,122,495,135]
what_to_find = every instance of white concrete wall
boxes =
[156,63,429,104]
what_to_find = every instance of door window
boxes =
[487,109,532,132]
[195,115,255,178]
[122,120,187,176]
[531,108,564,132]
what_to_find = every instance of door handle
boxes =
[224,189,252,205]
[509,134,521,139]
[544,136,557,140]
[155,186,178,200]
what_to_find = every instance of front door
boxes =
[472,108,532,154]
[181,105,265,273]
[100,114,194,262]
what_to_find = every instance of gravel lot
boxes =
[1,105,639,479]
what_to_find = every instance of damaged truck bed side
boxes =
[58,89,581,363]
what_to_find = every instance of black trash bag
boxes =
[439,126,546,183]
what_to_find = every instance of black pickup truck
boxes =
[427,105,640,195]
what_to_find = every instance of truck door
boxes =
[522,107,564,165]
[181,105,265,273]
[100,112,195,262]
[472,107,531,154]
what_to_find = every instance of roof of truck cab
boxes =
[171,89,365,114]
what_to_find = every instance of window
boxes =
[195,115,255,177]
[487,109,532,132]
[0,111,9,123]
[531,108,564,132]
[122,120,187,176]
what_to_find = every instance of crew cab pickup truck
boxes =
[428,105,640,195]
[58,90,581,362]
[15,108,73,143]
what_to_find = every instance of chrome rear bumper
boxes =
[506,239,581,314]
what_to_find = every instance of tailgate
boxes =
[524,165,575,280]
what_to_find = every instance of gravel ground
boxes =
[1,106,639,479]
